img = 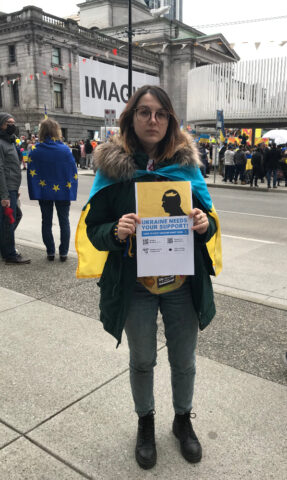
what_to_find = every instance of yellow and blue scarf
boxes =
[75,164,222,278]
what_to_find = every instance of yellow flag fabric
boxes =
[75,203,108,278]
[219,130,226,143]
[246,158,252,171]
[206,207,222,276]
[75,165,222,279]
[75,203,222,279]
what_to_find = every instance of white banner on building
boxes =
[79,57,159,118]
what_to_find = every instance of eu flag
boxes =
[27,139,78,201]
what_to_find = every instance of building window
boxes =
[12,81,20,106]
[61,128,67,141]
[0,84,2,108]
[52,47,61,65]
[54,82,63,108]
[87,130,95,140]
[9,45,16,64]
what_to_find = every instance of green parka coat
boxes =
[86,138,217,345]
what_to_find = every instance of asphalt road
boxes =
[206,187,287,308]
[211,187,287,244]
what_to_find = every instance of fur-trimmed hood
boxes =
[93,133,201,180]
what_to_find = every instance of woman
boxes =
[27,118,78,261]
[250,147,263,187]
[82,86,220,469]
[223,144,235,182]
[84,138,93,169]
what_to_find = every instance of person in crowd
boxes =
[264,143,281,188]
[238,132,249,146]
[0,112,31,264]
[277,149,287,187]
[72,141,81,168]
[198,143,209,178]
[27,118,78,261]
[233,145,247,184]
[84,139,93,169]
[80,140,86,169]
[218,142,227,176]
[82,85,221,470]
[250,147,263,187]
[223,144,235,182]
[91,139,97,150]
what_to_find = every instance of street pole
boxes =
[128,0,132,99]
[214,128,218,184]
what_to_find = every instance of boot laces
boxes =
[179,412,197,440]
[139,412,155,443]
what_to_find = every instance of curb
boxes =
[207,184,287,194]
[77,171,287,193]
[213,284,287,311]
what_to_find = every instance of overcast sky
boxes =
[4,0,287,60]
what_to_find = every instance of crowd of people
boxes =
[219,142,287,188]
[17,136,100,172]
[197,140,287,188]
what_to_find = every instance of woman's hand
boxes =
[1,199,10,208]
[189,208,209,235]
[117,213,141,240]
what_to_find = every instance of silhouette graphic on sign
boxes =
[162,190,186,216]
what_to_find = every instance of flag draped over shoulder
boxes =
[27,139,78,201]
[75,165,222,278]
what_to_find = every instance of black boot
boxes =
[135,412,157,469]
[173,412,202,463]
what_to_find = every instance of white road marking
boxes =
[222,234,279,244]
[217,209,287,220]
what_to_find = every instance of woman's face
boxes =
[132,93,169,153]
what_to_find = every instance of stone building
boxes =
[0,0,239,140]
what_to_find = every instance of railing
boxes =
[42,14,66,29]
[0,6,160,63]
[187,58,287,122]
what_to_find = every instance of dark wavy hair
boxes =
[119,85,186,162]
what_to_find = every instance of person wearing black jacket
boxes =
[84,139,93,169]
[250,148,263,187]
[264,143,281,188]
[233,146,247,184]
[72,141,81,168]
[0,112,30,264]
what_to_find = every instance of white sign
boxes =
[135,180,194,276]
[136,216,194,277]
[104,109,116,126]
[79,57,159,118]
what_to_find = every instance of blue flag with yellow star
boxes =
[27,138,78,201]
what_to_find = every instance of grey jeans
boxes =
[125,279,198,417]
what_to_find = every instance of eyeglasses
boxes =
[134,107,170,124]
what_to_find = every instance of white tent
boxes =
[263,129,287,146]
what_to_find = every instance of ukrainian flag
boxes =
[76,165,222,278]
[217,110,226,143]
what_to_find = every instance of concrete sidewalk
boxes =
[0,245,286,479]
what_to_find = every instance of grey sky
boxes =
[5,0,287,59]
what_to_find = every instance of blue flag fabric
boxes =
[76,163,222,278]
[87,164,212,211]
[27,139,78,201]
